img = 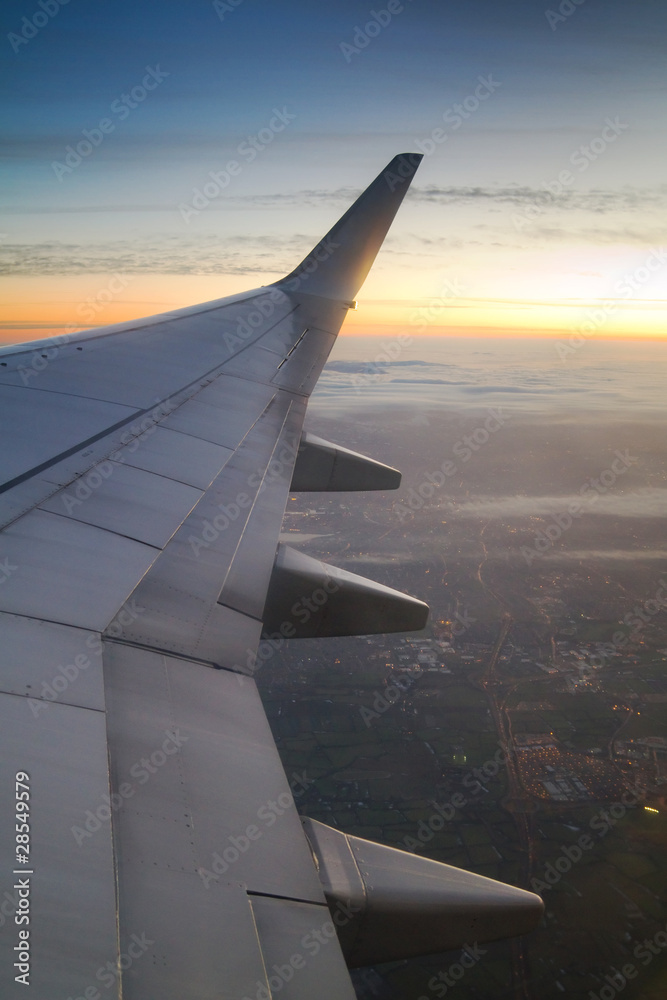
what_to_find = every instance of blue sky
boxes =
[2,0,666,339]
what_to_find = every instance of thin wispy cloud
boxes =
[2,189,360,217]
[409,185,667,213]
[6,185,664,217]
[0,234,308,275]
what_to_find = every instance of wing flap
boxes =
[99,642,361,999]
[117,874,271,1000]
[102,643,325,901]
[0,693,118,996]
[249,896,358,1000]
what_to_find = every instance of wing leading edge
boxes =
[0,154,542,999]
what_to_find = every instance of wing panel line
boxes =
[0,307,301,496]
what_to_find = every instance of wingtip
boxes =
[376,151,423,189]
[388,151,424,167]
[273,151,422,302]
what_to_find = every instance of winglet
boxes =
[273,152,422,302]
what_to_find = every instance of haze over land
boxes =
[258,334,667,1000]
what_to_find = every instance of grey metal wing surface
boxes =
[0,154,542,1000]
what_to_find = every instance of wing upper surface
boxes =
[0,156,426,998]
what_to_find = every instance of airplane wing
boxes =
[0,154,542,999]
